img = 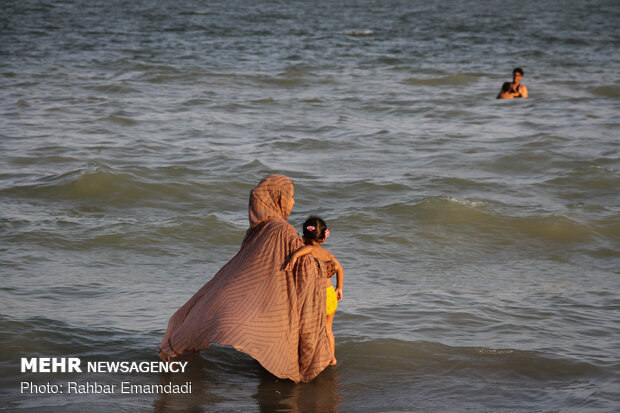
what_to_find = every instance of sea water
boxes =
[1,0,619,411]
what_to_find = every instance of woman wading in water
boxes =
[158,175,332,383]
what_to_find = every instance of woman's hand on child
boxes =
[284,257,296,271]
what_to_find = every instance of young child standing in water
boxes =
[285,216,343,365]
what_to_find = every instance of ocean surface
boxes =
[1,0,619,411]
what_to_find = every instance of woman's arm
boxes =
[284,245,313,271]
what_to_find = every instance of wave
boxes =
[0,165,255,251]
[178,11,212,16]
[2,315,601,384]
[373,196,617,247]
[97,113,138,126]
[403,74,479,86]
[0,316,152,361]
[590,85,620,98]
[1,165,206,206]
[541,164,620,192]
[243,66,335,88]
[1,314,615,411]
[346,29,374,36]
[1,212,245,254]
[338,338,602,381]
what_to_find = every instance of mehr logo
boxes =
[21,358,82,373]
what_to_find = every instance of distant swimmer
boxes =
[497,67,528,99]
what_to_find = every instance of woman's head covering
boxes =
[248,174,294,228]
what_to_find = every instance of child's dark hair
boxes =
[302,216,328,241]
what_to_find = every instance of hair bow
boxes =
[325,229,330,237]
[306,226,315,232]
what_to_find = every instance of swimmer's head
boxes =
[513,68,524,83]
[302,216,330,242]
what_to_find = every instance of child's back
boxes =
[306,244,337,264]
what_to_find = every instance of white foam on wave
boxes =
[587,165,615,173]
[444,196,487,209]
[347,30,374,36]
[475,347,515,356]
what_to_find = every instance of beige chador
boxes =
[158,175,331,382]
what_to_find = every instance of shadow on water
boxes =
[253,367,342,413]
[151,348,342,412]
